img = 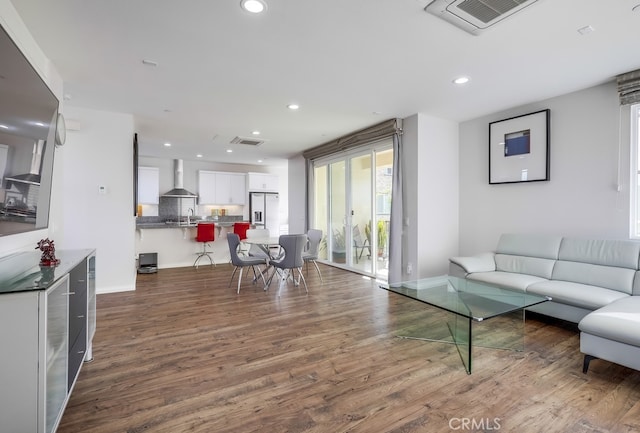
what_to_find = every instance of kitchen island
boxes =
[135,216,247,269]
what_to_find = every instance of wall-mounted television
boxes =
[0,23,59,237]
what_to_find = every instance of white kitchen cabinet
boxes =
[0,249,96,433]
[247,172,278,192]
[199,170,246,205]
[138,166,160,204]
[218,172,246,205]
[198,170,217,204]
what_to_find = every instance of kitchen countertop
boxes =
[136,222,199,229]
[136,216,248,230]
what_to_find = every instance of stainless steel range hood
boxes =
[5,140,44,186]
[161,159,197,198]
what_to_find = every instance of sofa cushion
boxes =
[496,233,563,259]
[495,254,557,279]
[633,271,640,296]
[579,297,640,347]
[527,280,629,310]
[467,271,547,292]
[551,261,635,295]
[558,238,640,269]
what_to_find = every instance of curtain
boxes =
[617,69,640,105]
[388,132,403,285]
[305,158,314,231]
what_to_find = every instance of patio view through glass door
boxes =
[312,143,392,280]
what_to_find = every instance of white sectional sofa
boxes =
[449,233,640,373]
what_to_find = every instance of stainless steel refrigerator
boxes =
[249,192,280,235]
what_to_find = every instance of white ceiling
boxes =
[9,0,640,167]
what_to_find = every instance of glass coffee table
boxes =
[381,276,551,374]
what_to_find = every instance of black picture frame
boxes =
[489,109,550,184]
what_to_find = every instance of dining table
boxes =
[242,236,281,258]
[241,236,282,288]
[242,235,309,290]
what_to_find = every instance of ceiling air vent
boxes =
[425,0,540,35]
[230,136,264,146]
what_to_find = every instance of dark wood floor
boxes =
[58,263,640,433]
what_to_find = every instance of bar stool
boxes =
[194,223,215,268]
[234,222,251,256]
[234,222,251,240]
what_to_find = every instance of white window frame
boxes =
[630,104,640,239]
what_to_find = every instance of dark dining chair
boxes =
[303,229,323,282]
[266,234,308,296]
[227,233,268,294]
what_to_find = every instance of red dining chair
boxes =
[194,223,215,268]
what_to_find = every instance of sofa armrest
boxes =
[449,253,496,276]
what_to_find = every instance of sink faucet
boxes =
[187,208,194,225]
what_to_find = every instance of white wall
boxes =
[60,107,136,293]
[0,0,64,258]
[403,114,459,279]
[287,155,307,234]
[458,81,628,255]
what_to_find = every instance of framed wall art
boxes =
[489,109,550,184]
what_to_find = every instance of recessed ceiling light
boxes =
[453,76,470,85]
[257,159,263,163]
[0,124,8,129]
[240,0,267,13]
[226,149,233,153]
[252,130,261,135]
[164,142,171,147]
[287,104,300,110]
[196,154,203,158]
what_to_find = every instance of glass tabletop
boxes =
[383,275,550,321]
[243,237,280,246]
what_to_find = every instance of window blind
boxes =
[617,69,640,106]
[302,118,402,161]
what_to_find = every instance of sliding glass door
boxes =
[311,141,392,279]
